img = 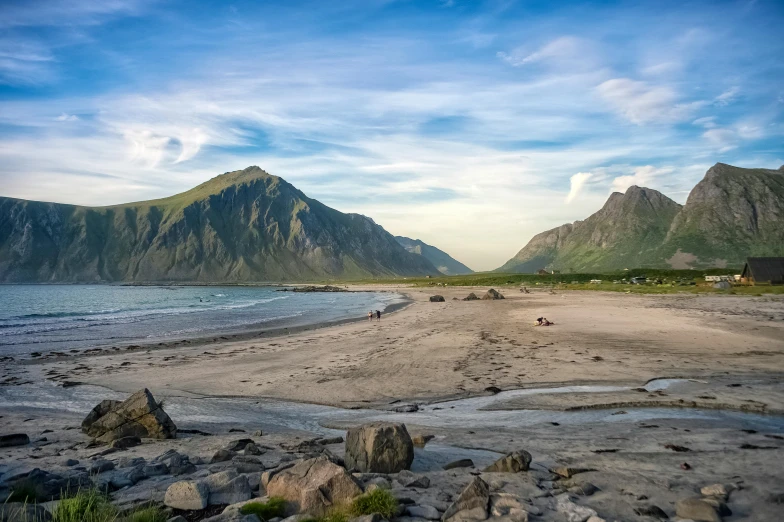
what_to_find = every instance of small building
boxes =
[741,257,784,285]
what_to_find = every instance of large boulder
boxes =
[0,434,29,448]
[462,293,479,301]
[11,469,92,502]
[481,289,504,300]
[345,422,414,473]
[442,476,490,522]
[203,470,252,505]
[165,480,210,510]
[675,498,721,522]
[83,389,176,442]
[266,456,362,516]
[483,451,532,473]
[430,295,446,302]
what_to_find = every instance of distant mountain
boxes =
[498,163,784,272]
[0,167,441,282]
[395,236,473,275]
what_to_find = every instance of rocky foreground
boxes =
[0,389,763,522]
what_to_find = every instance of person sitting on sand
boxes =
[534,317,554,326]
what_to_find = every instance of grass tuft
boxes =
[239,497,288,520]
[350,488,398,519]
[7,480,40,503]
[126,505,168,522]
[51,487,118,522]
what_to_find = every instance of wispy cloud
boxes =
[611,166,674,193]
[565,172,592,204]
[714,86,740,106]
[596,78,705,125]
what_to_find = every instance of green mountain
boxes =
[0,167,441,282]
[498,163,784,273]
[659,163,784,268]
[395,236,473,275]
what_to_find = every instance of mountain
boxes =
[395,236,473,275]
[498,186,682,273]
[659,163,784,268]
[498,163,784,272]
[0,167,441,282]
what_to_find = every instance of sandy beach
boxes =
[2,286,784,521]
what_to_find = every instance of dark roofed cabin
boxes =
[741,257,784,285]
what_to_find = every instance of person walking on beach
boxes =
[376,310,381,321]
[368,311,373,321]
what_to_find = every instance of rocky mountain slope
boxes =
[395,236,473,275]
[0,167,441,282]
[498,163,784,272]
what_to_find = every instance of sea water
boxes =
[0,285,406,355]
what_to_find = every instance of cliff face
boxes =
[0,167,441,282]
[395,236,473,275]
[659,163,784,268]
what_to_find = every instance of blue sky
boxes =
[1,0,782,270]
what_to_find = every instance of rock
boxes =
[554,494,598,522]
[117,456,146,468]
[0,503,52,522]
[393,404,419,413]
[233,455,267,473]
[319,436,345,445]
[552,467,595,479]
[701,483,733,499]
[700,497,731,517]
[11,468,92,501]
[462,293,479,301]
[83,389,176,442]
[633,506,668,519]
[204,470,252,505]
[111,435,141,449]
[63,458,79,466]
[345,422,415,473]
[412,434,435,446]
[675,498,721,522]
[484,386,502,394]
[350,516,385,522]
[444,459,474,470]
[254,430,263,437]
[408,506,441,520]
[156,450,196,475]
[442,476,490,522]
[767,492,784,504]
[226,438,255,452]
[144,462,169,476]
[89,459,116,474]
[212,449,238,463]
[165,480,210,510]
[397,471,430,488]
[245,472,262,490]
[483,451,532,473]
[568,483,599,496]
[490,493,528,522]
[481,289,504,300]
[0,433,30,448]
[586,517,606,522]
[266,456,363,516]
[430,295,446,302]
[81,399,122,432]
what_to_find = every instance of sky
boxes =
[1,0,783,271]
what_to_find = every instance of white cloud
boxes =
[565,172,592,204]
[497,37,584,67]
[714,86,739,106]
[610,165,674,193]
[692,116,716,128]
[55,113,79,122]
[596,78,704,125]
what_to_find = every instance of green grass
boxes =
[125,506,167,522]
[240,497,288,520]
[51,488,117,522]
[349,489,398,519]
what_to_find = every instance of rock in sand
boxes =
[481,289,504,300]
[675,498,722,522]
[164,480,210,511]
[82,389,176,442]
[0,433,29,447]
[442,476,490,522]
[430,295,446,303]
[483,451,532,473]
[345,422,414,473]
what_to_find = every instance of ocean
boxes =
[0,285,406,356]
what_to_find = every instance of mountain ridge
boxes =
[498,163,784,272]
[395,236,473,275]
[0,167,441,282]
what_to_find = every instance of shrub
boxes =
[51,487,118,522]
[350,489,398,519]
[240,497,288,520]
